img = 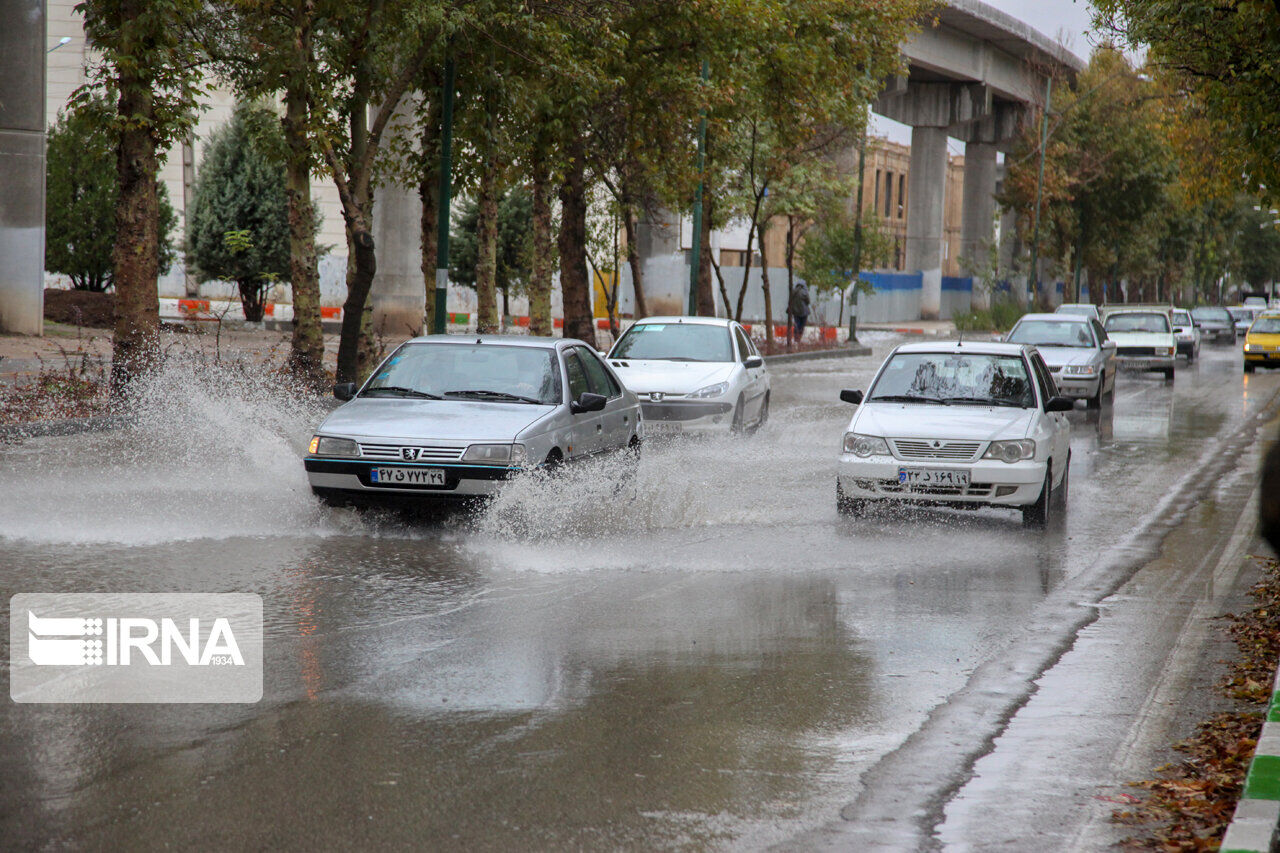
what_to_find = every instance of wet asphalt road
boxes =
[1,336,1278,851]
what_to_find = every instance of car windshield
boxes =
[610,323,733,362]
[1105,312,1170,334]
[868,352,1036,408]
[1171,311,1191,325]
[1007,319,1095,348]
[1056,305,1094,317]
[1228,308,1252,321]
[1192,307,1231,323]
[1253,317,1280,334]
[362,343,562,405]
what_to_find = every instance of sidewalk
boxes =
[857,319,956,337]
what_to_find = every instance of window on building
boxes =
[884,171,893,217]
[874,169,881,211]
[897,175,906,219]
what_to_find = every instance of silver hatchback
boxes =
[305,336,643,506]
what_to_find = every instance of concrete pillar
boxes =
[905,125,948,320]
[370,102,424,338]
[636,205,685,317]
[961,142,998,310]
[0,0,46,336]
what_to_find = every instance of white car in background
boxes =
[1170,308,1201,361]
[1102,308,1177,381]
[835,341,1073,527]
[1005,313,1116,408]
[1055,303,1101,322]
[605,316,770,435]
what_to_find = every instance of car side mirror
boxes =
[570,392,607,414]
[1046,396,1074,413]
[334,382,357,401]
[839,389,864,405]
[1103,340,1116,349]
[744,355,764,369]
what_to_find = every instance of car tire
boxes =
[1164,367,1175,382]
[748,393,770,435]
[1056,454,1070,514]
[1245,363,1256,374]
[543,449,564,475]
[836,480,866,517]
[1022,469,1052,528]
[1086,383,1103,410]
[730,396,745,435]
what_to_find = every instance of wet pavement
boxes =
[1,336,1277,850]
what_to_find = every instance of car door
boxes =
[1091,318,1116,392]
[576,346,635,452]
[562,348,602,458]
[732,324,762,420]
[1030,351,1070,481]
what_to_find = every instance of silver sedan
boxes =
[304,336,643,507]
[1005,313,1117,409]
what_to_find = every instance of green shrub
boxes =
[953,298,1026,333]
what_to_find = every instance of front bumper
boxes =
[1116,355,1174,372]
[1245,350,1280,367]
[1049,370,1101,400]
[640,400,735,435]
[304,458,520,500]
[837,455,1047,507]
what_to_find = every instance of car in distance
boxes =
[1102,308,1177,381]
[1005,313,1116,409]
[605,316,770,436]
[1244,312,1280,373]
[835,341,1073,527]
[1170,308,1201,361]
[1244,296,1268,310]
[1055,303,1101,321]
[305,336,643,506]
[1229,306,1260,337]
[1190,306,1236,344]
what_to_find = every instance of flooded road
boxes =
[1,338,1277,850]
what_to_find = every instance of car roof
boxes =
[1018,312,1087,323]
[630,315,735,327]
[893,340,1029,356]
[399,334,576,349]
[1105,306,1169,314]
[1057,303,1095,309]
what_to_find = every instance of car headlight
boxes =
[1245,343,1257,352]
[687,381,730,399]
[983,439,1036,464]
[1063,364,1097,376]
[311,436,359,457]
[462,443,526,465]
[843,433,890,457]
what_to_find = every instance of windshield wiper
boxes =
[443,389,543,404]
[943,396,1027,408]
[360,386,441,399]
[870,394,951,405]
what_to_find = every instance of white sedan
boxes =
[836,341,1073,527]
[605,316,770,436]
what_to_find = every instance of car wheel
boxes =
[1245,363,1256,374]
[836,480,866,517]
[1086,383,1103,410]
[1056,454,1070,513]
[1164,367,1175,382]
[1022,469,1052,528]
[730,396,745,435]
[613,438,641,496]
[748,393,770,435]
[543,449,564,475]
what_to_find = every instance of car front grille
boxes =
[1116,346,1157,357]
[890,439,982,461]
[358,442,465,462]
[641,402,734,421]
[854,478,994,497]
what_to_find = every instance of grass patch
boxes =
[952,300,1026,334]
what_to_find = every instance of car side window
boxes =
[1091,319,1108,343]
[577,347,621,398]
[564,350,591,401]
[733,326,752,362]
[1030,353,1057,403]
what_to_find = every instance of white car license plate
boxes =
[648,422,682,434]
[370,467,446,486]
[898,468,969,487]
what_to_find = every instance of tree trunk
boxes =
[623,206,647,319]
[475,154,500,334]
[110,37,161,392]
[283,81,324,381]
[419,96,441,335]
[336,211,377,383]
[759,221,774,353]
[711,254,732,314]
[558,141,594,344]
[529,148,553,336]
[238,279,266,322]
[697,192,715,316]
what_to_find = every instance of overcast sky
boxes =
[872,0,1102,147]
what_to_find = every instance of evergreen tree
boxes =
[45,98,176,293]
[188,103,292,321]
[450,187,533,317]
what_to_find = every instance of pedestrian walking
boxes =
[788,279,811,346]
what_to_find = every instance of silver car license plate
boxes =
[371,467,446,486]
[648,422,682,434]
[898,468,970,487]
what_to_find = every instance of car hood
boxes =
[1034,346,1095,369]
[1106,330,1174,347]
[1195,318,1231,329]
[1249,333,1280,347]
[852,403,1035,441]
[608,360,737,395]
[318,398,555,442]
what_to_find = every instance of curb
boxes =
[764,345,872,364]
[0,414,129,441]
[1220,661,1280,852]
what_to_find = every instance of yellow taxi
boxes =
[1244,312,1280,373]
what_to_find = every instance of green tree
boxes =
[797,209,892,322]
[188,104,294,321]
[449,187,533,318]
[45,98,176,293]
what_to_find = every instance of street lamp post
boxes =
[687,60,709,316]
[1028,76,1051,307]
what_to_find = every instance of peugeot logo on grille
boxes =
[931,440,942,448]
[402,447,418,461]
[649,392,665,402]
